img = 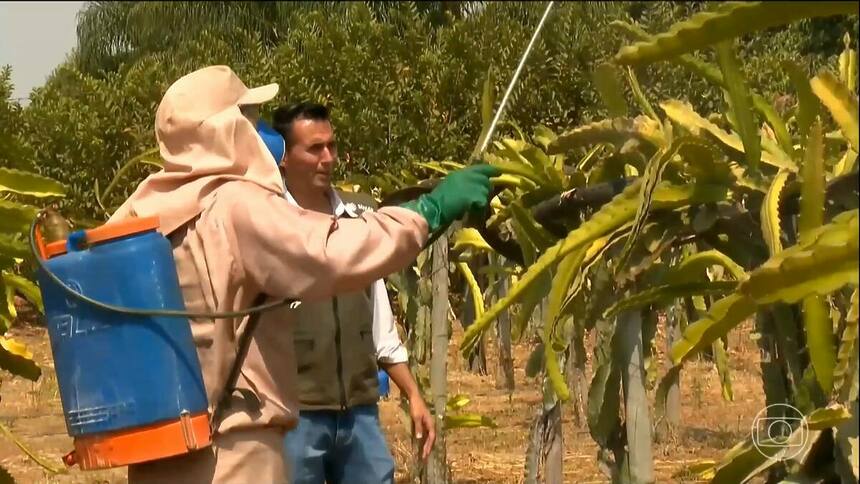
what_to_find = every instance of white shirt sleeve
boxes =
[371,278,409,364]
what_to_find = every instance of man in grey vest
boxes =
[270,102,435,483]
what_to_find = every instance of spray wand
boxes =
[393,1,556,248]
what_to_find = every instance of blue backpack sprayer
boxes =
[30,123,296,470]
[29,1,554,470]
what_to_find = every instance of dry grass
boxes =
[0,319,765,483]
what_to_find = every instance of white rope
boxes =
[477,1,555,156]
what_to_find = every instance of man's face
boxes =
[283,118,338,190]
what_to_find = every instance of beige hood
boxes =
[110,65,284,235]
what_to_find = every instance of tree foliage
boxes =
[9,1,850,221]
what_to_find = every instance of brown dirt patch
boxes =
[0,319,764,483]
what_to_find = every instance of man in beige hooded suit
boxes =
[107,65,498,483]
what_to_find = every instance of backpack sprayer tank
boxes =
[30,122,299,471]
[33,216,212,470]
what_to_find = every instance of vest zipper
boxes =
[332,297,348,411]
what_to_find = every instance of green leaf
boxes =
[741,210,859,305]
[543,248,588,401]
[525,343,545,378]
[803,295,836,394]
[839,32,857,91]
[576,145,606,172]
[4,277,17,321]
[811,70,860,152]
[491,174,534,191]
[558,225,632,320]
[673,211,859,363]
[507,216,551,344]
[709,432,810,483]
[0,278,10,333]
[452,228,494,254]
[783,60,820,142]
[96,146,161,215]
[456,262,484,320]
[444,413,498,430]
[613,23,793,157]
[665,249,747,284]
[0,200,38,236]
[547,116,665,155]
[798,120,835,394]
[680,139,735,186]
[0,236,29,261]
[415,162,451,177]
[509,210,538,266]
[533,125,558,151]
[509,202,555,251]
[712,336,733,401]
[751,94,794,159]
[604,281,737,319]
[834,149,858,177]
[515,144,564,191]
[511,274,550,343]
[660,100,796,171]
[835,399,859,482]
[655,365,682,430]
[610,20,724,85]
[446,394,471,411]
[484,153,548,187]
[833,289,859,401]
[0,168,66,198]
[543,337,568,402]
[1,273,43,313]
[624,66,660,125]
[798,120,826,241]
[461,181,727,355]
[0,421,63,474]
[840,33,858,91]
[592,62,628,118]
[546,249,588,339]
[0,336,41,381]
[587,319,622,447]
[761,170,791,256]
[614,137,691,274]
[807,404,852,430]
[706,405,849,482]
[716,40,761,172]
[471,67,496,160]
[614,2,859,65]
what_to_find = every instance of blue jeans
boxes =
[284,404,395,484]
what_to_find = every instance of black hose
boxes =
[29,216,300,319]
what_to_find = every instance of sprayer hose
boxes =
[29,218,300,319]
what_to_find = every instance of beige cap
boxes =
[156,65,279,136]
[237,83,279,106]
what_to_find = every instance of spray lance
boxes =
[383,1,556,250]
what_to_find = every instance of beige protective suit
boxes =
[107,65,428,483]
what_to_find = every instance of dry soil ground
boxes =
[0,318,765,483]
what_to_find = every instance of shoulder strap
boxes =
[209,292,269,432]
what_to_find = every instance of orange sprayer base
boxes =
[64,411,212,470]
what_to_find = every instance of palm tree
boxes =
[74,1,339,74]
[73,1,487,75]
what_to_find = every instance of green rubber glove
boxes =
[400,164,500,234]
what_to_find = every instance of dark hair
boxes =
[271,102,331,147]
